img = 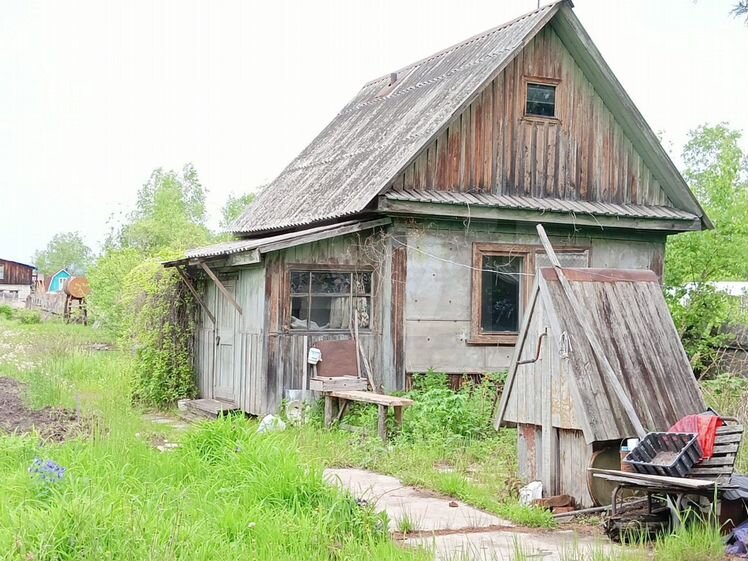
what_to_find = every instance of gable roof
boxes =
[495,267,706,443]
[232,1,709,235]
[0,258,36,269]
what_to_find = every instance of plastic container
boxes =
[623,432,702,477]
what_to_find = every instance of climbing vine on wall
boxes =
[121,259,198,406]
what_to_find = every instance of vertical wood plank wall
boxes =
[261,230,397,414]
[387,26,669,207]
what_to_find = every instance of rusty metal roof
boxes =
[498,267,706,443]
[384,189,699,221]
[231,2,562,234]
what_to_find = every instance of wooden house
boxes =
[0,259,37,301]
[166,1,709,418]
[46,269,72,294]
[493,264,706,507]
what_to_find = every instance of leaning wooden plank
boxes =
[329,390,414,408]
[588,468,718,489]
[536,224,647,439]
[175,266,215,324]
[199,262,243,315]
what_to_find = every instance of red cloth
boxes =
[668,414,724,459]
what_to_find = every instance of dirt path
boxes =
[325,467,621,561]
[0,377,83,441]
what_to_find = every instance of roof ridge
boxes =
[362,1,564,88]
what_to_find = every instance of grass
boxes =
[0,319,424,560]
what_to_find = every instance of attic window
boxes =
[526,82,556,118]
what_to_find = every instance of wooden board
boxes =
[329,390,414,408]
[589,468,719,490]
[309,376,367,392]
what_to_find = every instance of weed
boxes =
[0,304,13,319]
[15,309,40,324]
[396,511,418,535]
[654,517,724,561]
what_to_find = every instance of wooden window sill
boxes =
[467,334,518,346]
[521,115,561,125]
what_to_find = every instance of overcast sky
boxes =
[1,0,747,264]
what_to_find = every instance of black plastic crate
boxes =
[623,432,702,478]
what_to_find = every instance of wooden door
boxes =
[213,279,237,402]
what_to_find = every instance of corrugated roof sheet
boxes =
[231,2,561,234]
[168,219,388,262]
[384,189,699,221]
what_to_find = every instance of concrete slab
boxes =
[324,468,511,532]
[406,529,619,561]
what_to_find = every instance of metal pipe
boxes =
[517,328,547,365]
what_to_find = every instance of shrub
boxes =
[401,371,501,441]
[15,309,41,324]
[0,304,13,319]
[121,259,197,407]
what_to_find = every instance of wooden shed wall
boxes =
[261,229,400,413]
[518,424,594,507]
[403,219,665,375]
[194,265,266,414]
[503,289,580,430]
[387,26,669,207]
[0,260,34,286]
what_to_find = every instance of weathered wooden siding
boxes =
[261,229,397,413]
[557,429,593,506]
[503,289,580,430]
[194,266,266,413]
[388,26,669,207]
[403,219,665,375]
[518,424,594,507]
[0,260,34,286]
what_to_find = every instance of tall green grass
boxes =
[0,417,423,560]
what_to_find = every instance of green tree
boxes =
[220,191,257,229]
[32,231,93,276]
[665,123,748,373]
[119,164,211,253]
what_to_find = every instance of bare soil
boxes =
[0,377,83,441]
[651,451,679,466]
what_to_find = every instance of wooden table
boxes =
[323,390,414,441]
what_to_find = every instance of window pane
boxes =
[481,255,522,332]
[354,272,372,295]
[290,296,309,330]
[310,296,351,329]
[311,272,351,294]
[354,296,371,328]
[290,271,309,294]
[526,83,555,117]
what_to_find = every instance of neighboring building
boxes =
[46,269,72,294]
[167,1,709,417]
[0,259,37,300]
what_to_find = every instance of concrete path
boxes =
[324,468,510,533]
[324,468,621,561]
[142,412,191,452]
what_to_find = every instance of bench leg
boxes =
[378,405,388,441]
[324,396,339,428]
[394,406,403,430]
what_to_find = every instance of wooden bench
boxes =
[323,390,414,441]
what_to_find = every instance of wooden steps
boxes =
[179,399,241,420]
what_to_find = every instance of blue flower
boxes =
[29,458,67,485]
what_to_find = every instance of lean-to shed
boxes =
[494,266,706,507]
